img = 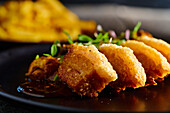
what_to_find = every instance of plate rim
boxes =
[0,91,93,112]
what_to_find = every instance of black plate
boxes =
[0,44,170,112]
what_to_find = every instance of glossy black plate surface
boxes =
[0,44,170,112]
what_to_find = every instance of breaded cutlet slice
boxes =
[121,40,170,86]
[136,35,170,63]
[99,44,146,91]
[58,45,118,97]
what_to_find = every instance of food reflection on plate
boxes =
[0,0,96,43]
[17,22,170,101]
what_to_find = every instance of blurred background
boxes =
[62,0,170,42]
[0,0,170,43]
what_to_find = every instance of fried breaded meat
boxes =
[100,44,146,91]
[136,35,170,63]
[26,56,60,80]
[58,45,118,97]
[121,40,170,85]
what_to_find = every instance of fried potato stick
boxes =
[121,40,170,86]
[100,44,146,91]
[0,0,96,43]
[58,45,117,97]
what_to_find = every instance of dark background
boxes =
[2,0,170,8]
[61,0,170,8]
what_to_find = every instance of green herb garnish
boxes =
[116,39,126,45]
[63,30,73,44]
[43,53,51,57]
[35,54,39,59]
[57,55,65,63]
[54,40,61,47]
[76,42,83,45]
[51,44,57,57]
[42,40,61,57]
[132,21,142,39]
[53,74,59,81]
[133,21,141,33]
[67,38,73,44]
[78,34,93,42]
[102,32,109,43]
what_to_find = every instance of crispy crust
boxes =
[100,44,146,91]
[137,35,170,63]
[58,45,117,97]
[26,56,59,80]
[121,40,170,85]
[137,30,153,38]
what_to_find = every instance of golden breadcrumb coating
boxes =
[99,44,146,91]
[138,30,153,38]
[137,36,170,63]
[26,56,59,80]
[121,40,170,85]
[58,45,117,97]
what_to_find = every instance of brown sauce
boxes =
[17,77,75,97]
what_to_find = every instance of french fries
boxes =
[0,0,96,43]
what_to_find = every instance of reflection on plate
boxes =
[0,44,170,112]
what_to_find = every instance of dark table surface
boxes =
[0,1,170,113]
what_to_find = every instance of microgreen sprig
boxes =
[63,30,73,44]
[42,40,61,57]
[35,22,142,61]
[53,74,59,81]
[133,21,142,33]
[131,21,142,39]
[51,44,57,57]
[35,54,39,59]
[43,53,51,57]
[78,34,93,42]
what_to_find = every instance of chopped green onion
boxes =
[51,44,57,57]
[53,74,59,81]
[133,21,141,33]
[43,54,51,57]
[35,54,39,59]
[78,34,93,42]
